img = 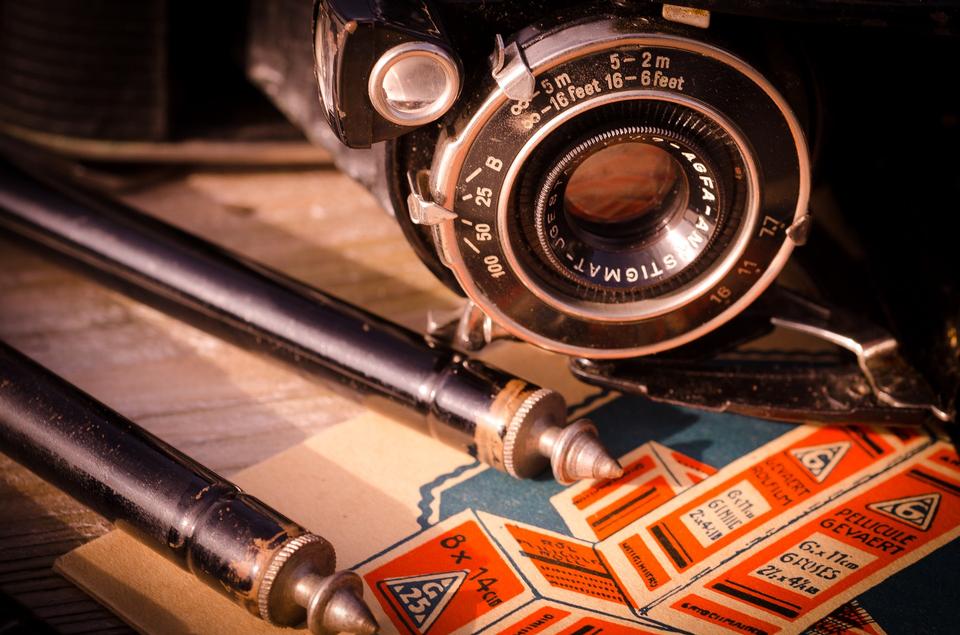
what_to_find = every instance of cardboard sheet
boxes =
[56,393,956,634]
[56,411,492,634]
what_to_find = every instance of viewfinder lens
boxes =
[368,42,461,126]
[381,56,450,113]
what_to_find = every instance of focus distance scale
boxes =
[427,16,810,358]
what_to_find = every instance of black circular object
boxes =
[507,99,748,305]
[429,19,809,357]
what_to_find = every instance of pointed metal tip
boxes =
[595,456,625,480]
[302,571,379,635]
[541,419,622,484]
[321,586,380,635]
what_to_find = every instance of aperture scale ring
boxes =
[429,18,810,358]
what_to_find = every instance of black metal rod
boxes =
[0,164,499,455]
[0,340,377,634]
[0,162,619,481]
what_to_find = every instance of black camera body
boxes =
[310,0,960,420]
[2,0,954,421]
[316,1,812,356]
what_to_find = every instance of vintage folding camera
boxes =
[297,0,959,425]
[2,0,957,426]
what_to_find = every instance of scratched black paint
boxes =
[0,163,532,459]
[0,340,316,616]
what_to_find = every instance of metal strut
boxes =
[0,340,378,635]
[0,161,620,483]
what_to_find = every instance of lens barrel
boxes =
[428,17,809,357]
[511,100,747,304]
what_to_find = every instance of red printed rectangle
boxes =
[618,533,671,592]
[494,605,571,635]
[670,450,718,481]
[706,443,960,623]
[648,426,898,571]
[571,454,657,510]
[585,475,677,540]
[672,593,780,634]
[505,523,633,607]
[365,519,526,634]
[557,614,659,635]
[927,447,960,477]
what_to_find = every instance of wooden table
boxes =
[0,166,462,632]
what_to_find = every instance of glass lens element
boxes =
[564,142,682,225]
[380,55,450,114]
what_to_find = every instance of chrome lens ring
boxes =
[429,19,810,358]
[498,92,757,322]
[527,122,731,299]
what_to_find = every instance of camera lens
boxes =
[430,24,808,357]
[510,100,747,305]
[563,142,685,227]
